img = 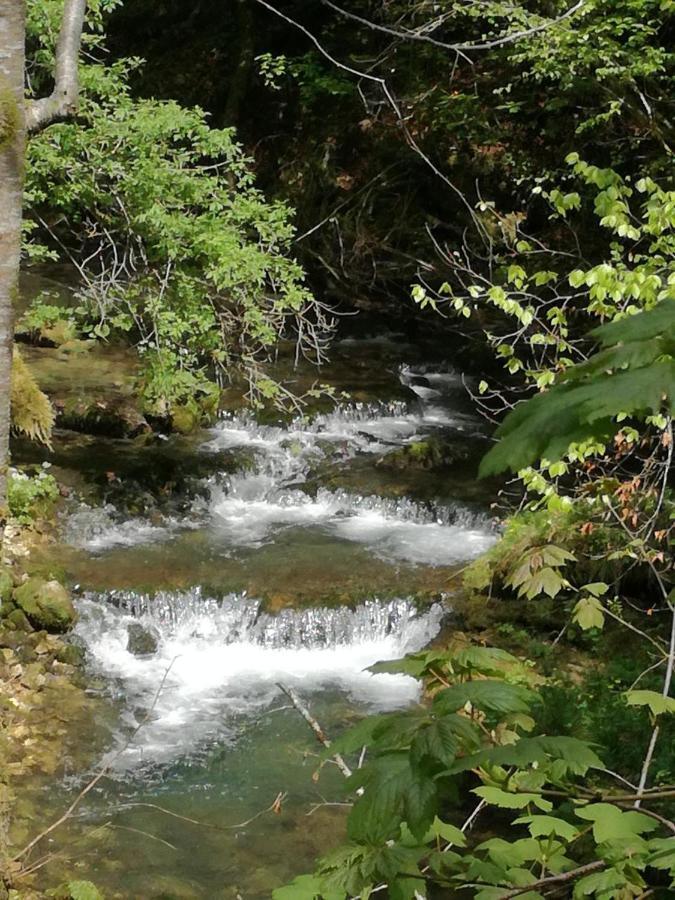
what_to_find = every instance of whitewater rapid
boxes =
[64,365,495,566]
[75,592,445,769]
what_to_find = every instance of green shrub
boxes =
[8,468,60,525]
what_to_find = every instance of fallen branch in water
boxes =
[108,793,288,831]
[277,682,353,779]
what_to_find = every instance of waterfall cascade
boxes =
[75,591,445,769]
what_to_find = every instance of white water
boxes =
[75,592,445,769]
[64,365,495,565]
[63,503,174,551]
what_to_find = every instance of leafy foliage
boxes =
[10,349,55,447]
[275,643,675,898]
[7,467,59,526]
[480,299,675,475]
[24,1,332,412]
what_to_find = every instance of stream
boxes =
[19,331,497,898]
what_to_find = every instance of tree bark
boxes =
[0,0,26,548]
[0,0,87,553]
[25,0,87,132]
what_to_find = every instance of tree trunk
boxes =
[223,0,255,126]
[0,1,26,551]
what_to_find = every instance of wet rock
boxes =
[127,620,160,656]
[58,395,150,438]
[13,577,77,633]
[376,437,470,471]
[56,641,85,666]
[5,608,34,633]
[0,629,27,651]
[171,402,200,435]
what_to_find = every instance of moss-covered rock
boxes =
[0,567,14,604]
[171,402,200,435]
[55,641,85,666]
[376,437,470,471]
[13,578,77,633]
[5,608,34,632]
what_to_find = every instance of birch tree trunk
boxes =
[0,1,26,547]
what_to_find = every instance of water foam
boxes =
[64,503,173,551]
[75,591,445,769]
[63,367,494,562]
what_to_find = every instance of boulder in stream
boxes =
[126,620,160,656]
[13,577,77,633]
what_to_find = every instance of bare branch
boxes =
[495,859,605,898]
[323,0,586,55]
[277,682,353,779]
[25,0,87,133]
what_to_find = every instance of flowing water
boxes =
[18,333,498,897]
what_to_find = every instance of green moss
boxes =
[171,402,200,434]
[0,568,14,605]
[13,577,77,633]
[0,81,20,149]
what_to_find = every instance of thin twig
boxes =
[277,683,353,779]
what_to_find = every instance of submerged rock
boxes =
[376,436,470,471]
[127,620,160,656]
[13,577,77,633]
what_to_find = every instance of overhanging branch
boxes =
[25,0,87,133]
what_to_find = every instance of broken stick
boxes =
[277,682,353,779]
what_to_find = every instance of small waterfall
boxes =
[85,589,442,650]
[61,365,495,564]
[75,591,445,769]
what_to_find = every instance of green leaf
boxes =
[347,755,410,843]
[624,690,675,716]
[647,837,675,873]
[433,681,537,716]
[514,815,579,842]
[389,877,426,900]
[324,713,398,757]
[411,714,480,765]
[67,885,103,900]
[347,754,437,843]
[444,736,603,778]
[473,786,553,812]
[272,875,332,900]
[574,804,659,842]
[479,300,675,476]
[573,596,605,631]
[573,867,629,897]
[429,816,467,847]
[403,771,438,839]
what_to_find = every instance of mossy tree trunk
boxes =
[0,0,26,547]
[0,0,87,552]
